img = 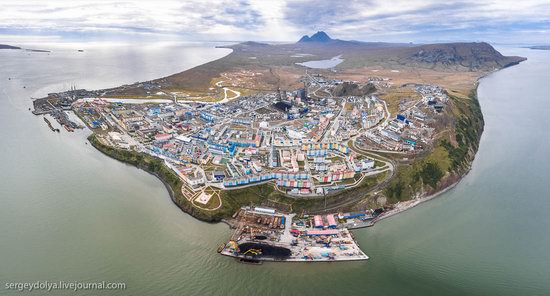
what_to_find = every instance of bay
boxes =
[0,44,548,296]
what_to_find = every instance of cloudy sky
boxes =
[1,0,550,44]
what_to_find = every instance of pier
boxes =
[43,117,60,132]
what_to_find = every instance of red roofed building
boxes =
[154,133,172,142]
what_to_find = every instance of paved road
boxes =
[304,135,397,214]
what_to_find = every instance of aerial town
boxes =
[32,72,448,262]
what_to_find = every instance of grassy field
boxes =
[379,87,421,114]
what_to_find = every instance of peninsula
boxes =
[0,44,22,50]
[32,32,525,262]
[527,45,550,50]
[0,43,50,52]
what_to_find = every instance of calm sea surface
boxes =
[0,43,548,295]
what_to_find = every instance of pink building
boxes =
[313,215,324,228]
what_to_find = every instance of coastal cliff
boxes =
[383,88,484,205]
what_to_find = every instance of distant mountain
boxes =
[117,32,526,94]
[0,44,21,50]
[297,31,333,43]
[0,44,50,53]
[298,35,311,42]
[293,32,525,70]
[296,32,413,48]
[407,42,526,70]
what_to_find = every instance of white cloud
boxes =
[0,0,549,43]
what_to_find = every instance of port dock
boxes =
[43,117,60,132]
[219,207,369,263]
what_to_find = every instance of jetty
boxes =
[43,117,60,132]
